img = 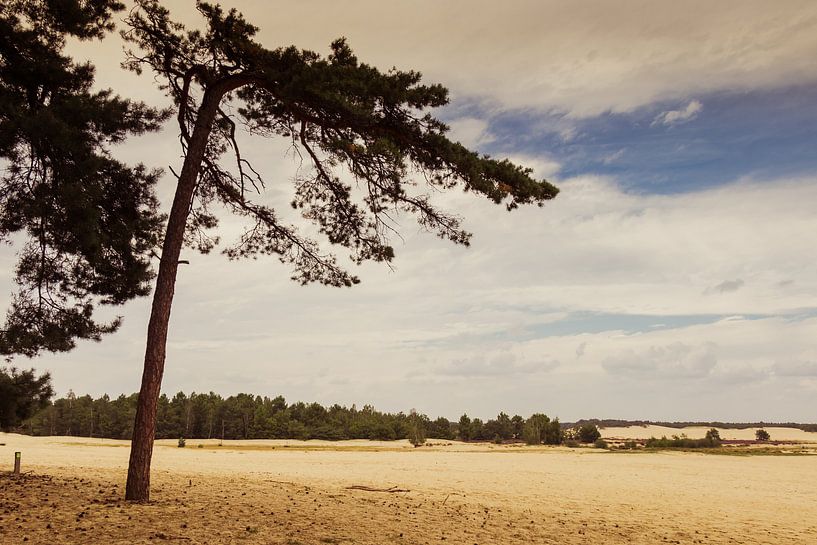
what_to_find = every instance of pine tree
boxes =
[407,409,426,447]
[0,0,166,356]
[458,414,473,441]
[0,366,53,430]
[2,0,559,500]
[119,1,557,501]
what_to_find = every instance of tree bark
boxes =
[125,83,232,502]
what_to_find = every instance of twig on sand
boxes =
[155,532,192,541]
[265,479,296,486]
[345,485,410,493]
[442,492,464,505]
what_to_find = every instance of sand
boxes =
[2,432,817,544]
[600,425,817,442]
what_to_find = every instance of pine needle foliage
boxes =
[120,0,558,287]
[0,365,53,430]
[0,0,167,357]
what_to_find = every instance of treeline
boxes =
[18,391,812,443]
[572,418,817,433]
[22,391,575,444]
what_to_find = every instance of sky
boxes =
[4,0,817,422]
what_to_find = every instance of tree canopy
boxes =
[576,423,601,443]
[0,366,53,430]
[120,1,558,285]
[22,388,573,445]
[0,0,166,357]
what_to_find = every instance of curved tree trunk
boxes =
[125,87,226,502]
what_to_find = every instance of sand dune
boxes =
[600,425,817,442]
[2,432,817,544]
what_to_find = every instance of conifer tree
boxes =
[0,366,53,430]
[0,0,166,356]
[458,414,473,441]
[0,0,162,460]
[407,409,426,447]
[5,0,559,500]
[120,1,557,501]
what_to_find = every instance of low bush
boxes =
[577,423,601,443]
[593,438,608,449]
[645,434,721,449]
[705,428,721,442]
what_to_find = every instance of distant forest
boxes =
[21,391,564,444]
[20,392,817,442]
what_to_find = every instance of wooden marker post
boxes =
[13,451,21,475]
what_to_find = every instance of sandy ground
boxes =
[2,432,817,544]
[600,425,817,442]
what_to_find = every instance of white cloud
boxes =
[602,342,718,379]
[652,100,703,126]
[447,117,495,149]
[503,154,561,179]
[69,2,817,118]
[773,361,817,377]
[576,342,587,358]
[435,351,559,378]
[602,149,626,165]
[16,171,817,419]
[3,1,812,423]
[708,279,745,294]
[18,15,817,418]
[430,175,817,317]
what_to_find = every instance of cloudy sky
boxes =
[6,0,817,422]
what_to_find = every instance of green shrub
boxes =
[522,414,563,445]
[577,423,601,443]
[522,421,541,445]
[593,438,608,449]
[645,434,721,449]
[705,428,721,444]
[408,426,426,447]
[755,428,770,442]
[407,410,426,447]
[177,437,186,448]
[544,418,564,445]
[564,439,580,448]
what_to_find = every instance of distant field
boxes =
[2,431,817,544]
